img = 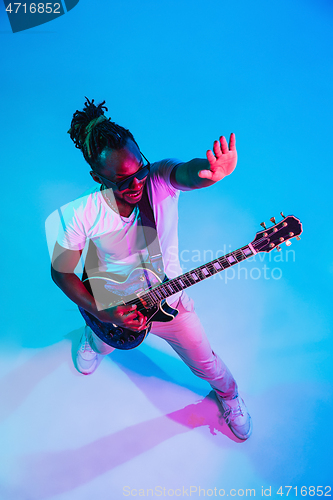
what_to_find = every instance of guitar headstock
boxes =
[251,214,303,253]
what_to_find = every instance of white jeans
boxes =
[86,292,238,400]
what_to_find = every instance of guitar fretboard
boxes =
[141,244,256,307]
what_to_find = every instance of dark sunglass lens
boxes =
[118,179,131,191]
[118,166,150,191]
[136,166,149,179]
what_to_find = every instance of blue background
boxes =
[1,0,332,496]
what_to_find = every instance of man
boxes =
[51,97,252,441]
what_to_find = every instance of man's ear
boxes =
[90,171,102,184]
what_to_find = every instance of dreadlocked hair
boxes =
[68,97,138,168]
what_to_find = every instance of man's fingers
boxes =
[121,311,138,321]
[134,311,146,324]
[198,169,213,179]
[126,315,147,331]
[229,133,236,151]
[119,304,137,313]
[206,149,216,165]
[208,134,236,163]
[220,136,229,154]
[213,140,222,158]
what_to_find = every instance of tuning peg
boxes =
[285,240,292,246]
[296,235,301,241]
[270,217,276,225]
[280,211,285,218]
[260,222,266,229]
[276,245,281,252]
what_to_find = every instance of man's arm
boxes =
[51,242,147,331]
[170,133,237,191]
[51,242,99,316]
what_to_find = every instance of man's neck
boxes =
[116,200,136,217]
[112,191,137,217]
[101,186,137,218]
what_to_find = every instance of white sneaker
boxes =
[216,393,253,440]
[76,327,104,375]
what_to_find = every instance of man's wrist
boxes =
[171,159,215,190]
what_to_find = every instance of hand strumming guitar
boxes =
[95,304,147,332]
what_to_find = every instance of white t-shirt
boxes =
[57,159,184,302]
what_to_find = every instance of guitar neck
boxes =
[145,243,257,304]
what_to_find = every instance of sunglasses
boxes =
[93,152,150,192]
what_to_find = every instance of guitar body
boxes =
[79,267,179,350]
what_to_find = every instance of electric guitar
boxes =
[79,214,302,350]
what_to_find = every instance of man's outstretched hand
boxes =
[199,133,237,182]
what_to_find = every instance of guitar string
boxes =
[98,225,297,338]
[103,243,262,335]
[113,227,295,310]
[142,247,252,307]
[139,227,297,308]
[128,242,264,310]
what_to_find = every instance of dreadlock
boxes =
[68,97,138,168]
